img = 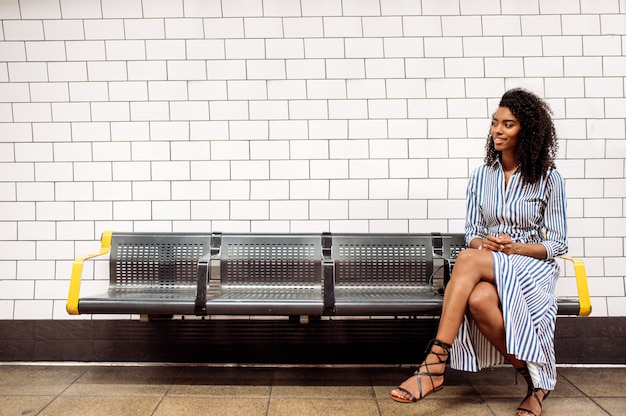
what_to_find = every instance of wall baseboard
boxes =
[0,317,622,365]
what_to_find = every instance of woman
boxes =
[391,88,567,416]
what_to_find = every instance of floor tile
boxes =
[466,366,528,398]
[379,396,493,416]
[0,396,55,416]
[153,396,268,416]
[559,367,626,397]
[172,366,274,386]
[0,366,83,395]
[271,384,374,399]
[167,384,271,398]
[268,398,380,416]
[75,366,179,385]
[595,397,626,416]
[272,367,372,385]
[62,383,170,397]
[38,396,162,416]
[536,397,613,416]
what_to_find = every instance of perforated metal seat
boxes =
[78,233,212,315]
[201,233,325,315]
[331,234,443,315]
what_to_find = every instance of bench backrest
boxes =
[331,234,435,288]
[441,233,466,260]
[217,233,324,288]
[110,233,213,289]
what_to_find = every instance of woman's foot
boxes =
[390,339,451,403]
[516,388,550,416]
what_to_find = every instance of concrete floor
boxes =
[0,364,624,415]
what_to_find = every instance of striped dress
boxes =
[449,161,568,390]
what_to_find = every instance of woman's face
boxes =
[491,106,521,154]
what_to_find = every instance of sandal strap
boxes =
[530,389,549,408]
[391,338,451,403]
[516,406,538,416]
[413,370,445,378]
[394,386,417,402]
[517,388,550,416]
[413,370,443,400]
[424,339,452,364]
[412,339,451,400]
[425,339,452,354]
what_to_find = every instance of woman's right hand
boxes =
[479,235,508,252]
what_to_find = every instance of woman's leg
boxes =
[469,282,550,416]
[435,249,497,345]
[390,249,495,402]
[468,281,525,369]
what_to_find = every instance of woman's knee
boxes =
[453,248,489,272]
[450,248,495,284]
[468,283,499,317]
[455,248,475,265]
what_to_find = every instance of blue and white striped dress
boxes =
[449,161,568,390]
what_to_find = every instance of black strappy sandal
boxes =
[515,364,551,416]
[517,388,550,416]
[390,339,452,403]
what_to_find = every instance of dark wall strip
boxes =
[0,317,622,365]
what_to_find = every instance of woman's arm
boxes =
[464,167,488,245]
[541,169,568,258]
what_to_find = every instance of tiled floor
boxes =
[0,364,624,416]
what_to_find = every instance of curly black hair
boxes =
[485,88,558,185]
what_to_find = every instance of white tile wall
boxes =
[0,0,624,319]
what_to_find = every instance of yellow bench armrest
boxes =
[560,256,591,317]
[66,231,113,315]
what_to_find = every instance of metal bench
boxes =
[67,231,591,318]
[67,232,212,316]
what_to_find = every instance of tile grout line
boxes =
[467,371,499,416]
[150,382,174,416]
[34,366,88,416]
[558,372,613,416]
[265,369,276,416]
[369,372,384,416]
